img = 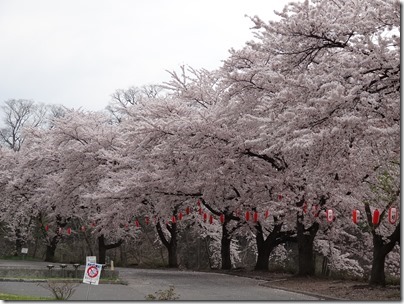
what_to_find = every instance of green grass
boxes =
[0,293,54,300]
[0,255,43,261]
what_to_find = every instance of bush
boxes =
[39,280,79,300]
[145,285,179,300]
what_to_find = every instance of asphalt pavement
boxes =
[0,259,320,301]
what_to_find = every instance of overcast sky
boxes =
[0,0,296,111]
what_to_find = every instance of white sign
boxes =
[86,256,97,264]
[21,248,28,254]
[83,262,102,285]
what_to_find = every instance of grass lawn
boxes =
[0,293,54,300]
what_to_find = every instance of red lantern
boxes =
[197,199,201,207]
[186,207,190,215]
[245,211,250,221]
[203,213,208,222]
[171,216,176,223]
[253,212,258,222]
[178,212,183,221]
[265,210,269,219]
[45,225,49,232]
[91,222,96,228]
[372,209,380,225]
[326,209,334,222]
[209,214,214,224]
[199,207,203,215]
[303,202,308,214]
[145,217,150,225]
[278,194,283,201]
[135,220,140,228]
[352,210,360,224]
[220,214,225,224]
[312,205,319,217]
[388,207,398,224]
[67,227,71,235]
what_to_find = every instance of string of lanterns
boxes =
[38,200,399,235]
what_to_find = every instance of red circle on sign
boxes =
[87,266,98,278]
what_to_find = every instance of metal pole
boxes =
[86,282,91,300]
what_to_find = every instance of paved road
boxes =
[0,260,320,301]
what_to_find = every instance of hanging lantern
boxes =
[312,205,319,217]
[67,227,71,235]
[186,207,190,215]
[178,212,183,221]
[388,207,398,224]
[171,216,176,223]
[199,207,203,215]
[326,209,334,222]
[265,210,269,219]
[45,225,49,232]
[81,225,86,232]
[203,213,208,222]
[135,220,140,228]
[220,214,225,224]
[372,209,380,225]
[209,214,214,224]
[253,212,258,222]
[197,199,201,207]
[245,211,250,221]
[352,210,360,224]
[91,222,96,228]
[235,209,240,217]
[145,217,150,225]
[278,194,283,201]
[303,202,308,214]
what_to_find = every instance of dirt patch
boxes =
[214,270,401,301]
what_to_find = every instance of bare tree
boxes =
[106,84,164,123]
[0,99,48,151]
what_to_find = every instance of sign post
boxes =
[86,256,97,264]
[83,260,102,300]
[21,248,28,260]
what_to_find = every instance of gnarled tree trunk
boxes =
[45,235,59,262]
[221,222,232,270]
[369,223,400,286]
[254,221,295,271]
[98,235,123,264]
[296,214,319,276]
[156,221,178,268]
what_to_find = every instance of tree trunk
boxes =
[370,238,386,286]
[221,223,232,270]
[45,236,59,262]
[255,246,272,271]
[296,214,318,276]
[98,238,107,265]
[254,223,270,271]
[369,223,400,286]
[168,239,178,268]
[156,221,178,268]
[254,221,295,271]
[14,228,23,256]
[98,235,123,264]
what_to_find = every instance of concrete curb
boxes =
[0,277,127,285]
[258,282,346,301]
